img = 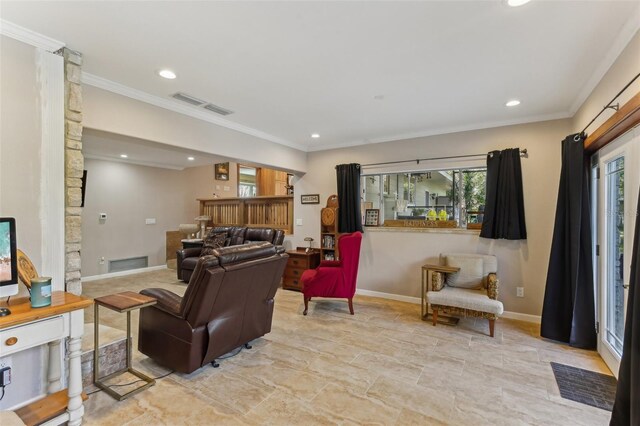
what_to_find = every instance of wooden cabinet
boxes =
[257,168,289,196]
[283,248,320,292]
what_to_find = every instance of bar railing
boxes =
[198,195,294,234]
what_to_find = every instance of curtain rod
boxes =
[359,149,527,168]
[577,71,640,141]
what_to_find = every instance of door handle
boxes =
[623,283,629,289]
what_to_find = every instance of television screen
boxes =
[0,218,18,298]
[1,221,12,282]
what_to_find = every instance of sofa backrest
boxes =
[198,242,288,364]
[211,226,247,246]
[180,255,226,327]
[439,253,497,289]
[245,227,275,244]
[211,226,284,246]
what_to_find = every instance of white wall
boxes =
[572,30,640,133]
[82,85,308,174]
[0,36,43,286]
[81,159,226,277]
[0,35,58,411]
[290,119,572,316]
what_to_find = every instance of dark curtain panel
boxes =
[336,163,363,233]
[540,133,596,349]
[480,148,527,239]
[610,185,640,425]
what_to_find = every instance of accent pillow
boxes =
[445,255,484,289]
[201,232,227,256]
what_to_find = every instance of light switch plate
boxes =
[296,219,303,226]
[145,218,156,225]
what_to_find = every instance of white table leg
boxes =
[67,309,84,426]
[47,339,63,393]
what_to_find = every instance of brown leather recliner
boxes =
[138,242,288,374]
[177,226,285,282]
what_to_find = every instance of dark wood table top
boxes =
[94,291,156,313]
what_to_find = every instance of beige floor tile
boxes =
[366,375,454,423]
[312,383,401,424]
[82,270,613,426]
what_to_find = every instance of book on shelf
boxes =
[322,235,335,249]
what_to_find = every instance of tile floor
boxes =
[82,269,612,425]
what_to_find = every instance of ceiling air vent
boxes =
[203,103,234,116]
[171,92,206,106]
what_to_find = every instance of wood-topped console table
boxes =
[0,292,92,426]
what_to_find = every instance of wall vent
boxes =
[108,256,148,273]
[203,103,234,116]
[171,92,207,106]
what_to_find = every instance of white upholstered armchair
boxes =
[426,253,504,337]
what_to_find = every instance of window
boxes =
[361,167,486,227]
[238,166,257,198]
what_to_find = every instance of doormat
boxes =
[550,362,617,411]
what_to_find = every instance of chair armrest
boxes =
[320,260,342,268]
[177,247,202,259]
[431,271,445,291]
[487,273,499,300]
[140,288,183,317]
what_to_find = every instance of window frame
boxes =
[361,166,487,228]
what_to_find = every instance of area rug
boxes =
[550,362,617,411]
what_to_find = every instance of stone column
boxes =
[63,48,83,295]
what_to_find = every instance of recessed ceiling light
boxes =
[120,154,128,158]
[507,0,531,7]
[158,69,177,79]
[187,156,195,161]
[311,133,320,139]
[506,100,521,107]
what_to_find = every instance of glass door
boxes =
[596,126,639,377]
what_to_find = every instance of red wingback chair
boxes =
[301,232,363,315]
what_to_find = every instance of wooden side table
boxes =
[283,248,320,292]
[93,291,157,401]
[421,263,461,325]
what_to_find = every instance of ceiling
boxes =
[2,1,639,152]
[83,129,230,170]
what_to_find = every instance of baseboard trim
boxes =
[355,288,541,324]
[501,311,541,324]
[355,289,422,305]
[82,265,168,282]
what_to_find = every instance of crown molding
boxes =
[306,111,572,152]
[568,6,640,115]
[0,19,65,52]
[84,153,186,170]
[81,73,308,152]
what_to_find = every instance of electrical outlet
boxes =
[99,257,105,265]
[516,287,524,298]
[0,356,12,371]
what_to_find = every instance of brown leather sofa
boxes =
[176,226,285,282]
[138,242,288,374]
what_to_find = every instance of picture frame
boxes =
[364,208,380,226]
[300,194,320,204]
[214,162,229,181]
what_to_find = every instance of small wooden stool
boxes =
[93,291,156,401]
